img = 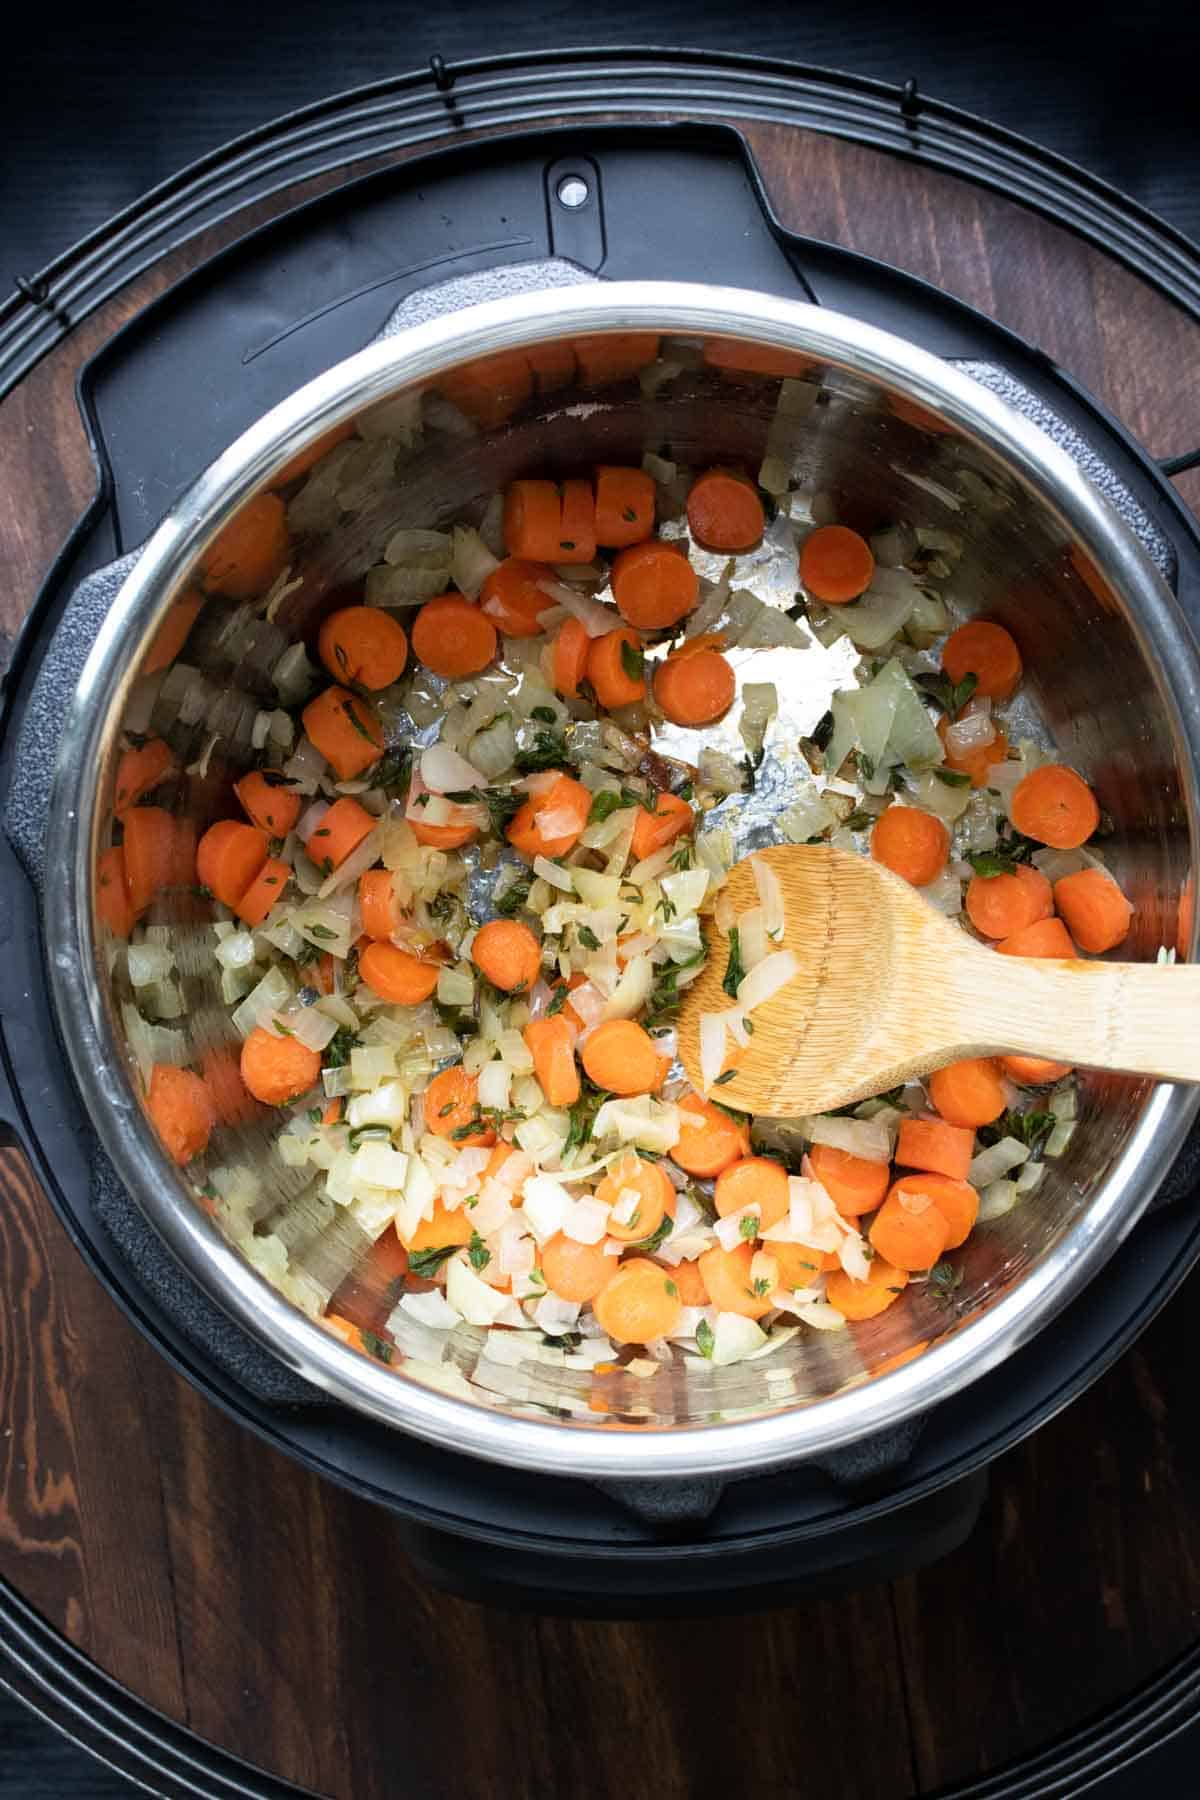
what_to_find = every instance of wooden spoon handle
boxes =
[947,951,1200,1083]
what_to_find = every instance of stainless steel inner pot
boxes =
[44,283,1200,1478]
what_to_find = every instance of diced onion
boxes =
[1045,1119,1076,1158]
[270,1006,338,1053]
[751,856,786,941]
[945,711,995,755]
[699,1012,728,1089]
[803,1113,892,1164]
[450,525,501,600]
[533,856,575,892]
[421,743,487,794]
[535,576,621,637]
[978,1178,1019,1221]
[398,1289,460,1330]
[710,1312,768,1366]
[968,1136,1030,1186]
[736,949,799,1015]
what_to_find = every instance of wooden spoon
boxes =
[678,844,1199,1118]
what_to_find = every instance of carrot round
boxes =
[686,469,765,553]
[671,1258,711,1306]
[714,1156,790,1231]
[888,1172,978,1250]
[541,1232,613,1303]
[1010,764,1099,849]
[581,1020,660,1096]
[942,620,1022,702]
[503,480,562,563]
[274,420,357,488]
[359,942,440,1006]
[122,806,180,915]
[806,1142,890,1216]
[611,542,699,630]
[423,1066,493,1145]
[523,1014,580,1108]
[301,686,383,781]
[965,862,1053,940]
[439,351,533,429]
[235,770,302,838]
[97,845,134,938]
[551,617,590,698]
[773,1240,839,1287]
[235,857,290,927]
[996,916,1077,958]
[895,1116,975,1182]
[593,1257,683,1345]
[198,493,290,599]
[410,595,498,680]
[557,478,597,565]
[799,524,874,603]
[318,605,408,690]
[868,1190,949,1273]
[506,771,590,860]
[410,815,480,850]
[196,820,269,910]
[597,1152,676,1243]
[472,918,542,993]
[403,1200,475,1254]
[147,1064,216,1166]
[928,1057,1006,1128]
[114,738,176,817]
[697,1241,772,1320]
[653,646,736,726]
[240,1025,321,1106]
[587,627,646,709]
[1053,867,1132,953]
[999,1053,1073,1085]
[630,791,694,862]
[871,806,948,887]
[826,1257,909,1320]
[359,868,397,940]
[479,559,555,638]
[573,332,660,387]
[305,796,374,873]
[143,587,204,675]
[671,1095,750,1178]
[937,717,1010,787]
[594,466,656,549]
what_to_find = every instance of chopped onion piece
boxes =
[1045,1119,1076,1158]
[535,576,621,637]
[710,1312,768,1366]
[563,1198,611,1245]
[751,856,785,941]
[945,711,996,755]
[736,949,799,1015]
[802,1113,892,1164]
[398,1289,460,1330]
[534,856,575,892]
[968,1136,1030,1186]
[421,742,487,794]
[978,1178,1019,1221]
[699,1012,728,1090]
[446,1255,511,1325]
[270,1006,338,1053]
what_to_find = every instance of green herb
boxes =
[915,671,978,718]
[622,505,638,522]
[713,1069,737,1087]
[562,1085,608,1159]
[258,769,298,789]
[529,1267,545,1287]
[442,790,478,805]
[542,1330,583,1349]
[631,1215,674,1255]
[438,1101,456,1117]
[559,539,576,552]
[738,1213,758,1239]
[664,1279,679,1298]
[324,1027,357,1068]
[696,1318,716,1359]
[273,1020,296,1038]
[576,925,601,951]
[843,809,874,831]
[267,837,285,858]
[359,1329,394,1365]
[514,728,570,774]
[468,1231,491,1272]
[978,1108,1057,1152]
[722,926,745,999]
[744,1017,755,1035]
[670,845,692,872]
[347,1125,390,1149]
[406,1245,459,1280]
[341,698,376,743]
[856,750,876,783]
[644,939,708,1027]
[619,639,645,683]
[676,779,694,802]
[546,985,569,1017]
[587,787,644,826]
[966,849,1018,877]
[308,1108,323,1125]
[749,1277,772,1298]
[934,766,972,788]
[374,747,413,796]
[531,705,558,724]
[433,1000,475,1039]
[308,924,337,942]
[927,1259,965,1303]
[494,875,533,918]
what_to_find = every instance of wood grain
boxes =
[1,114,1199,1798]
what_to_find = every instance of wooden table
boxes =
[2,104,1199,1797]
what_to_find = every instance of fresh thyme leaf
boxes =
[927,1259,965,1304]
[619,639,645,683]
[374,747,413,796]
[915,672,978,718]
[722,925,745,999]
[359,1329,394,1364]
[514,728,569,774]
[324,1027,357,1068]
[966,849,1019,877]
[576,925,601,951]
[696,1318,715,1358]
[664,1279,679,1298]
[738,1213,758,1239]
[258,769,298,789]
[749,1277,772,1298]
[308,1108,323,1125]
[406,1245,458,1280]
[978,1108,1057,1152]
[341,697,376,743]
[494,874,533,917]
[347,1125,390,1149]
[546,985,569,1017]
[468,1231,491,1271]
[308,924,337,941]
[531,705,558,724]
[713,1069,737,1086]
[630,1215,674,1254]
[856,750,876,783]
[933,766,972,788]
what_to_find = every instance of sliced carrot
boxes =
[235,857,290,927]
[525,341,577,393]
[868,1190,949,1272]
[653,646,736,726]
[597,1152,676,1243]
[799,524,874,603]
[403,1201,475,1254]
[1010,763,1099,849]
[551,617,590,699]
[996,916,1077,958]
[359,869,397,941]
[472,918,542,993]
[573,332,660,387]
[322,1098,344,1127]
[670,1094,750,1178]
[274,420,357,488]
[928,1057,1006,1129]
[686,468,765,553]
[234,770,302,838]
[196,820,269,910]
[594,466,656,549]
[896,1116,975,1182]
[411,815,480,850]
[423,1066,493,1146]
[773,1240,839,1287]
[359,942,440,1006]
[240,1026,321,1106]
[305,796,374,873]
[503,480,562,562]
[671,1258,711,1306]
[871,806,948,887]
[97,845,134,938]
[506,771,590,860]
[999,1053,1074,1085]
[302,686,384,781]
[410,594,498,680]
[143,588,204,674]
[942,620,1022,702]
[593,1256,683,1345]
[697,1241,773,1320]
[610,540,698,630]
[630,791,693,862]
[581,1020,660,1096]
[826,1257,910,1320]
[888,1171,978,1250]
[198,493,290,599]
[714,1156,790,1231]
[937,717,1010,787]
[587,627,647,709]
[202,1043,260,1127]
[114,738,176,818]
[556,478,597,565]
[440,351,533,429]
[965,861,1053,940]
[122,806,180,915]
[541,1232,613,1303]
[318,605,408,690]
[523,1014,580,1108]
[806,1142,890,1216]
[479,559,555,638]
[147,1064,216,1166]
[1053,867,1133,953]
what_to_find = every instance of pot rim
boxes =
[44,281,1200,1478]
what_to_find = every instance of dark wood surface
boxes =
[1,114,1199,1799]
